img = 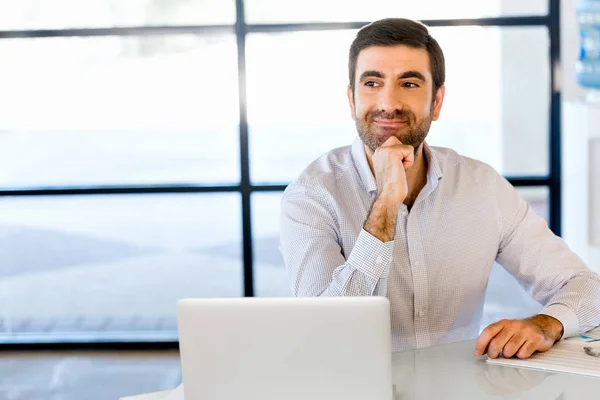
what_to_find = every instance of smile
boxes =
[373,119,407,127]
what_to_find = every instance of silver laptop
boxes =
[177,297,393,400]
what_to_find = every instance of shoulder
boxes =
[283,144,355,199]
[429,145,502,182]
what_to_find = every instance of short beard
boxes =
[355,106,433,153]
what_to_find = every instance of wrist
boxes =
[530,314,564,342]
[375,189,405,206]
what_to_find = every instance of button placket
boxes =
[406,205,430,349]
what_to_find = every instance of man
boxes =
[279,18,600,358]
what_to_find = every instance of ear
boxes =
[431,84,445,121]
[347,85,356,120]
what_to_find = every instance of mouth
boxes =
[373,119,407,127]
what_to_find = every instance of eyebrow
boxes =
[398,71,427,82]
[358,70,427,82]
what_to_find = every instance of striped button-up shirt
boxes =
[280,136,600,352]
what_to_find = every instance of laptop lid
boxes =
[177,297,392,400]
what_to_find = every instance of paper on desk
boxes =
[486,340,600,378]
[579,326,600,340]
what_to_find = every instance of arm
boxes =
[280,136,413,297]
[475,172,600,358]
[494,174,600,338]
[280,184,395,297]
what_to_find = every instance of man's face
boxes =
[347,45,445,153]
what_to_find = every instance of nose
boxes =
[377,85,404,114]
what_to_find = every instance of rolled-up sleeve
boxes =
[494,173,600,338]
[280,180,393,297]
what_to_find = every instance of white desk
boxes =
[124,339,600,399]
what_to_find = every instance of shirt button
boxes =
[414,261,420,266]
[376,256,383,264]
[417,310,426,318]
[401,210,408,217]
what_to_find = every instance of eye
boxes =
[364,80,380,87]
[403,82,419,88]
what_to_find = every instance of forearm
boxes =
[315,196,399,295]
[287,229,394,298]
[319,266,389,297]
[281,186,399,298]
[540,274,600,338]
[363,194,400,243]
[495,186,600,339]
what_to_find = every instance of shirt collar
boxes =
[351,136,444,195]
[423,141,443,185]
[351,136,377,194]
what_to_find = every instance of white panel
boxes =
[591,138,600,246]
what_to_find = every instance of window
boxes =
[245,0,547,23]
[247,26,550,184]
[0,1,561,346]
[0,0,235,30]
[0,193,242,340]
[0,35,239,187]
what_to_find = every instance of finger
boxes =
[487,328,516,359]
[386,144,414,167]
[516,340,538,359]
[502,331,527,358]
[376,143,414,168]
[380,136,402,147]
[401,149,415,169]
[474,321,506,356]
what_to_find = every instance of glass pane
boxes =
[252,192,289,297]
[591,138,600,246]
[0,193,242,341]
[247,30,358,184]
[0,34,240,187]
[247,27,549,184]
[427,26,549,177]
[246,0,547,23]
[482,186,549,331]
[0,0,235,30]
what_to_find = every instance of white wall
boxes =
[560,0,600,271]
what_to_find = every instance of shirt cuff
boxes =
[346,228,394,282]
[540,304,580,340]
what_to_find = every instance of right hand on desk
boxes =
[372,136,414,205]
[474,315,561,359]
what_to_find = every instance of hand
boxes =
[474,315,564,359]
[371,136,415,205]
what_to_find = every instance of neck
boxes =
[365,142,428,207]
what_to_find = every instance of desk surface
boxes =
[125,339,600,399]
[395,339,600,399]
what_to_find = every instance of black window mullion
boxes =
[0,25,234,39]
[548,0,561,236]
[236,0,254,297]
[246,16,550,34]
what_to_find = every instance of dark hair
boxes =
[348,18,445,96]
